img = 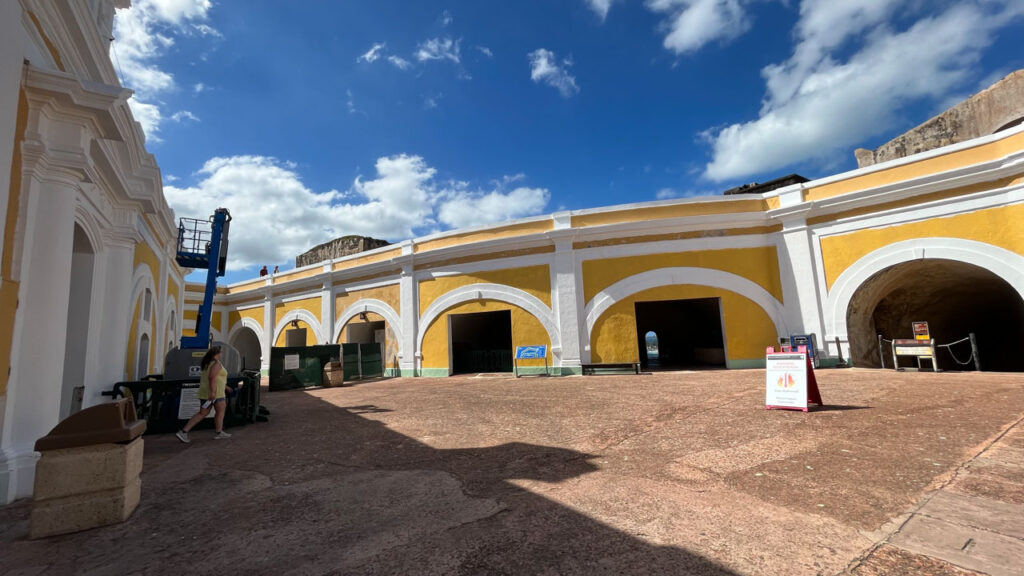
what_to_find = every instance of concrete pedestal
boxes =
[30,437,143,539]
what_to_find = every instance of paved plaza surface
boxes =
[1,369,1023,575]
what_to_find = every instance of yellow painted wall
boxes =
[26,11,65,71]
[333,246,402,271]
[133,242,161,297]
[420,300,551,370]
[211,311,222,333]
[228,307,264,332]
[167,276,179,299]
[418,265,551,313]
[274,319,318,347]
[589,285,778,364]
[336,283,401,319]
[182,309,197,338]
[582,246,784,304]
[415,220,553,253]
[820,203,1024,289]
[275,296,322,323]
[571,198,767,228]
[0,89,28,396]
[807,130,1024,201]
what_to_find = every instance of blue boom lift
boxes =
[175,207,231,349]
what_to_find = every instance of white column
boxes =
[551,239,584,373]
[261,291,274,370]
[1,174,77,503]
[398,242,417,376]
[320,270,333,344]
[777,218,827,345]
[85,229,137,409]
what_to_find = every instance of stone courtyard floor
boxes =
[1,368,1023,575]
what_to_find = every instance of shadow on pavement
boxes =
[0,387,739,576]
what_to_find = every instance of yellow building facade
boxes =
[204,120,1024,379]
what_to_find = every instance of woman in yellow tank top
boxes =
[176,346,235,443]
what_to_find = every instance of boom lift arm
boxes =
[175,208,231,349]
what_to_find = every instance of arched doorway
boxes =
[60,225,95,418]
[846,259,1024,371]
[230,326,263,371]
[643,331,659,368]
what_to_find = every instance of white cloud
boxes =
[529,49,580,98]
[164,174,179,182]
[357,42,386,63]
[441,10,453,27]
[645,0,756,54]
[586,0,615,21]
[346,90,368,118]
[170,110,199,122]
[701,0,1024,181]
[476,46,493,58]
[193,82,206,93]
[164,155,550,270]
[423,93,442,109]
[437,185,550,228]
[416,37,461,64]
[113,0,215,140]
[388,55,413,70]
[656,188,678,199]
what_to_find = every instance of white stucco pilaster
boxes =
[87,224,138,409]
[776,213,826,348]
[261,290,274,369]
[549,215,583,372]
[1,173,77,503]
[320,267,333,344]
[398,241,418,375]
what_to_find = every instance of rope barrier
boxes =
[936,337,975,366]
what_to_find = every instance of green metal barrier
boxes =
[269,345,341,391]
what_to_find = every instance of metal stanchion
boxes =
[877,334,886,369]
[970,333,981,372]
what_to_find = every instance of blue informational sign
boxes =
[515,345,547,359]
[789,334,816,359]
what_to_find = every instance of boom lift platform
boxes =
[177,207,231,349]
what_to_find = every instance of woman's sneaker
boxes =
[175,430,190,443]
[213,431,232,440]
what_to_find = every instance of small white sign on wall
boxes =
[765,353,808,410]
[284,354,300,370]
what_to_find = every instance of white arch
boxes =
[73,206,102,255]
[416,283,560,359]
[127,263,156,335]
[126,263,156,375]
[333,299,405,357]
[272,308,325,346]
[825,237,1024,340]
[227,317,267,364]
[585,267,789,337]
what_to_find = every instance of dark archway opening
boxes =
[450,310,513,374]
[846,259,1024,371]
[635,298,726,370]
[61,224,94,419]
[231,327,263,371]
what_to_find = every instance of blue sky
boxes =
[112,0,1024,284]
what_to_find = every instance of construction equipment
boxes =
[176,207,231,349]
[104,207,268,432]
